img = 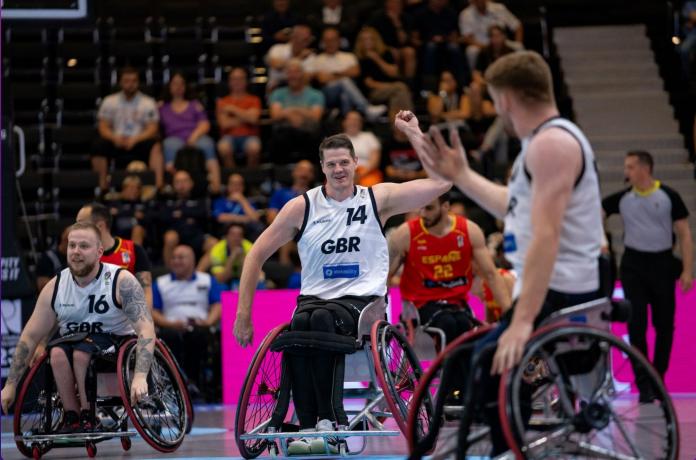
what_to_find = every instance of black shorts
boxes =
[92,138,157,169]
[51,333,126,364]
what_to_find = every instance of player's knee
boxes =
[309,308,334,333]
[72,349,91,367]
[50,347,70,366]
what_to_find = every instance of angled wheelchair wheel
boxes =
[500,325,679,460]
[371,320,430,436]
[235,323,292,459]
[117,338,188,452]
[156,338,195,434]
[406,324,494,459]
[13,352,61,459]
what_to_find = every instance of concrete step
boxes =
[555,25,648,45]
[559,48,654,61]
[562,64,660,82]
[589,134,685,151]
[562,57,658,72]
[599,163,694,181]
[567,79,664,94]
[594,148,690,165]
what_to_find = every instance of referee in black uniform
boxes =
[603,150,694,401]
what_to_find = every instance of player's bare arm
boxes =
[1,278,58,413]
[468,221,511,311]
[387,223,410,282]
[395,110,508,218]
[491,129,582,374]
[117,271,156,403]
[234,195,306,347]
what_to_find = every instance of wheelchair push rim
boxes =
[13,352,60,459]
[234,323,290,459]
[117,337,188,452]
[371,320,430,437]
[499,324,680,460]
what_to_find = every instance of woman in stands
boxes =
[157,72,222,193]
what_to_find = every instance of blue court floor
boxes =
[3,398,696,459]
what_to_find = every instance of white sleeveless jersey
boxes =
[503,117,603,299]
[297,185,388,299]
[51,262,135,336]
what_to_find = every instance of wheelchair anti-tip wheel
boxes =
[406,324,495,459]
[500,325,680,460]
[235,323,291,459]
[118,337,189,452]
[371,320,431,437]
[13,352,62,459]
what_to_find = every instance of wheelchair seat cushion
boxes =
[270,330,359,355]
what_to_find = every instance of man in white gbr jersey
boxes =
[1,222,156,433]
[234,117,450,455]
[404,50,603,454]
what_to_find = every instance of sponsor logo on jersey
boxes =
[122,252,131,264]
[60,303,76,308]
[312,217,332,225]
[457,235,464,247]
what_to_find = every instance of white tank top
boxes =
[503,117,603,299]
[297,185,388,299]
[52,262,135,336]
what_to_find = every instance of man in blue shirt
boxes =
[153,245,223,396]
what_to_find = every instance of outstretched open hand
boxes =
[414,125,471,183]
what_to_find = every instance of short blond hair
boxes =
[484,51,554,105]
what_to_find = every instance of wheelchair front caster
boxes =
[121,436,132,451]
[268,442,279,457]
[32,445,42,460]
[86,441,97,458]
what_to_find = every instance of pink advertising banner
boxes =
[221,286,696,404]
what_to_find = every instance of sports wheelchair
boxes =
[235,297,433,458]
[406,297,680,459]
[12,336,190,459]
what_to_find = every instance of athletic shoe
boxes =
[287,428,314,455]
[57,410,80,434]
[310,419,339,454]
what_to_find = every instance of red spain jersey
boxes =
[101,237,137,274]
[400,215,474,308]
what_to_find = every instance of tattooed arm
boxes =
[1,278,58,413]
[116,271,157,404]
[135,270,169,327]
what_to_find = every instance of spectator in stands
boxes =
[153,244,222,396]
[216,68,262,169]
[199,223,254,289]
[92,66,164,191]
[212,173,263,239]
[459,0,523,72]
[368,0,417,80]
[267,160,315,224]
[158,72,221,194]
[269,59,325,163]
[342,111,383,186]
[159,170,216,266]
[411,0,468,86]
[428,70,471,127]
[679,1,696,76]
[354,27,414,120]
[310,0,359,45]
[382,125,426,182]
[473,25,516,82]
[35,226,69,292]
[109,175,147,246]
[261,0,299,48]
[308,27,387,120]
[266,24,317,91]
